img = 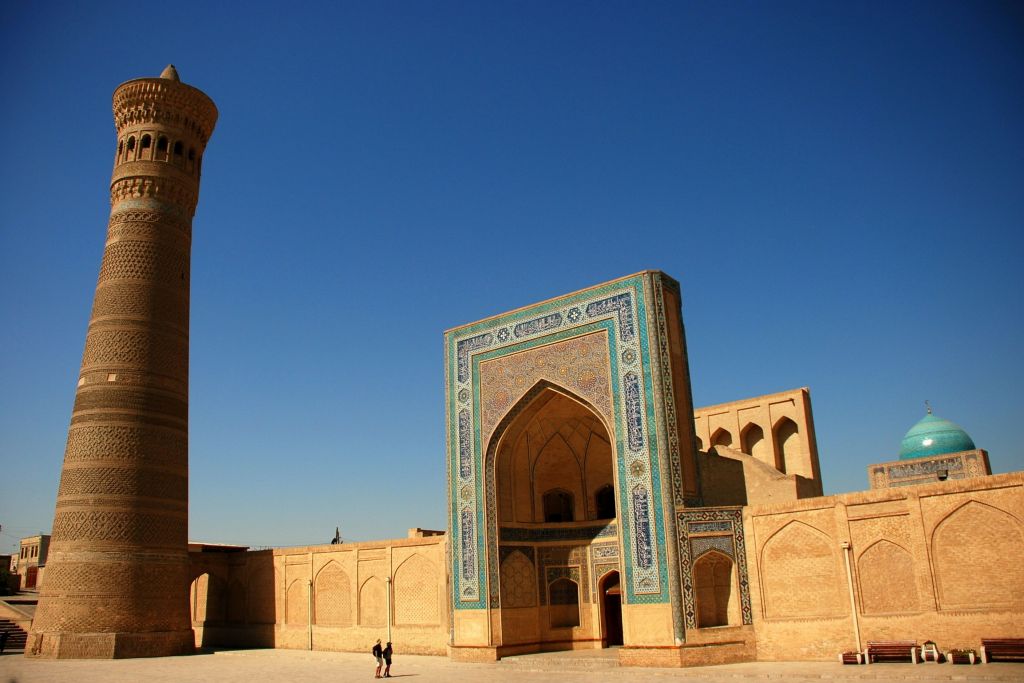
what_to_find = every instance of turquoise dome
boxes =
[898,412,975,460]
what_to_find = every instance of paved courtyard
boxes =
[2,648,1023,683]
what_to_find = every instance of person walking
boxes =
[372,638,384,678]
[383,641,394,678]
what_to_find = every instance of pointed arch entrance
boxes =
[599,571,623,646]
[485,381,619,654]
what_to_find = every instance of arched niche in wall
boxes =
[710,428,733,449]
[740,423,768,462]
[931,500,1024,610]
[693,551,736,628]
[773,417,801,474]
[314,561,352,626]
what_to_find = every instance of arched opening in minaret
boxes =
[491,383,617,654]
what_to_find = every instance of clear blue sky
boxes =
[1,1,1022,552]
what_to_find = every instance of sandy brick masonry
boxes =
[188,533,448,654]
[743,471,1024,660]
[26,66,217,660]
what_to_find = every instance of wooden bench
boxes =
[865,640,919,664]
[980,638,1024,663]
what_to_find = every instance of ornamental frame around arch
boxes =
[446,274,677,611]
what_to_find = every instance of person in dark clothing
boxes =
[0,629,8,654]
[372,638,383,678]
[383,641,393,677]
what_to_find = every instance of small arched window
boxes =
[157,136,168,151]
[173,141,183,156]
[595,485,615,520]
[188,147,195,161]
[127,136,136,151]
[543,489,574,523]
[141,135,151,149]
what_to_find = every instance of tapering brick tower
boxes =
[27,65,217,659]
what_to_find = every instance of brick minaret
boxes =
[27,66,217,659]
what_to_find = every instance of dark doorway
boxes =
[600,571,623,646]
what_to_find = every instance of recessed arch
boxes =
[286,578,308,625]
[358,576,387,626]
[931,500,1024,610]
[313,561,352,626]
[773,417,800,474]
[485,379,614,649]
[759,520,843,619]
[487,380,614,528]
[710,427,733,449]
[693,550,736,627]
[542,487,576,522]
[856,539,917,614]
[190,571,226,624]
[499,550,536,608]
[740,422,767,461]
[393,553,439,625]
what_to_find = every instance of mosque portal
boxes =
[445,272,707,661]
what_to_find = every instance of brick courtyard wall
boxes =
[189,535,448,655]
[743,472,1024,660]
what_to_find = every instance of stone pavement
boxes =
[1,648,1022,683]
